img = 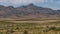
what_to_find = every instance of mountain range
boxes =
[0,3,60,20]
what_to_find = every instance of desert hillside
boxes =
[0,3,60,20]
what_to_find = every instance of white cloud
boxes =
[0,0,45,5]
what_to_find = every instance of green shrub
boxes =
[23,30,28,34]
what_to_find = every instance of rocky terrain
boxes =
[0,3,60,20]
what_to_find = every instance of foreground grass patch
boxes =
[0,20,60,34]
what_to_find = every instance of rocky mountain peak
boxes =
[28,3,34,6]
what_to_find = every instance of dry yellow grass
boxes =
[0,20,60,34]
[6,20,60,23]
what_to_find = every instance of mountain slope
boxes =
[0,3,60,20]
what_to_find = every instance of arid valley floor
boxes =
[0,19,60,34]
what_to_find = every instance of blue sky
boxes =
[0,0,60,10]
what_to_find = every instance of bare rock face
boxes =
[0,3,60,19]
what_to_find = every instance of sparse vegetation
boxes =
[23,30,28,34]
[0,20,60,34]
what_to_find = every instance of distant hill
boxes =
[0,3,60,20]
